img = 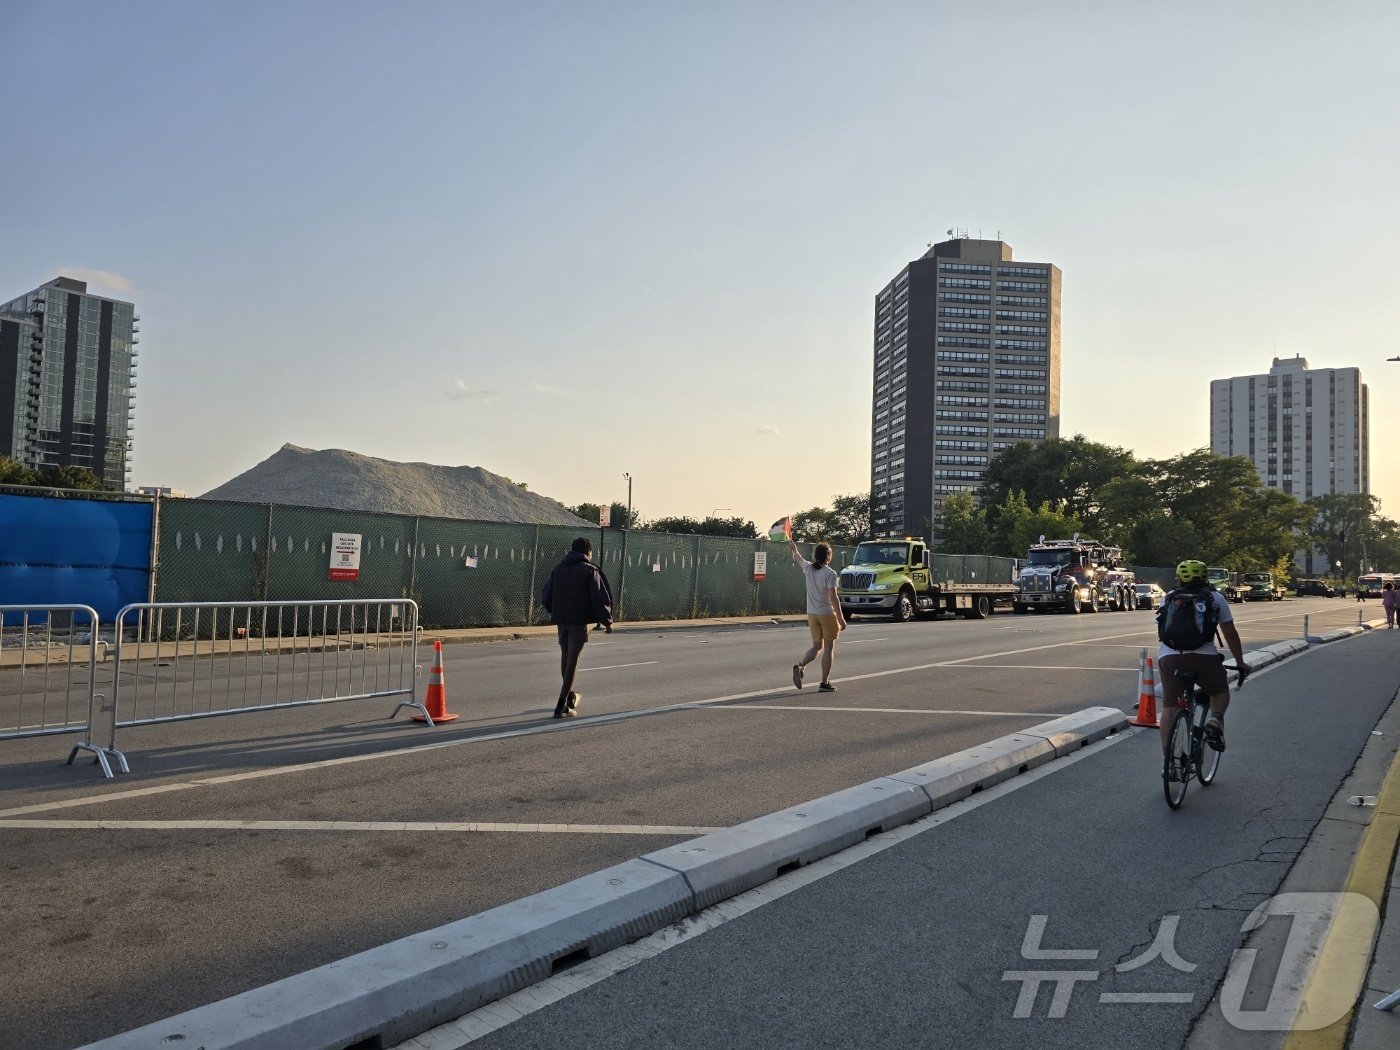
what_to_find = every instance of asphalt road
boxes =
[451,632,1400,1050]
[0,596,1384,1049]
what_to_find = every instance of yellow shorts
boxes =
[808,614,840,645]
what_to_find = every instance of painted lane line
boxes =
[936,664,1136,672]
[0,819,723,836]
[841,638,889,644]
[0,622,1272,821]
[389,728,1144,1049]
[696,706,1071,718]
[575,661,659,673]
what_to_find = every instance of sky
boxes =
[4,1,1399,530]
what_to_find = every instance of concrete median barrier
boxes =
[79,858,692,1050]
[79,707,1131,1050]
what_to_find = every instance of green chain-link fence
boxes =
[152,500,860,629]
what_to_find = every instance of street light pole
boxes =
[623,473,632,530]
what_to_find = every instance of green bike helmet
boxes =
[1175,559,1207,585]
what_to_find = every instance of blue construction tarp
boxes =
[0,493,153,623]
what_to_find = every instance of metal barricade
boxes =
[1,604,105,755]
[70,599,423,778]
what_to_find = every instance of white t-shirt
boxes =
[1157,588,1233,660]
[801,559,840,616]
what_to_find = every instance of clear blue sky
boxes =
[5,1,1398,529]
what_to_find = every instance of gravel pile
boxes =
[199,444,593,526]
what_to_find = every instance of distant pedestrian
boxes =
[1357,584,1367,602]
[1384,583,1398,629]
[541,537,613,718]
[789,535,846,692]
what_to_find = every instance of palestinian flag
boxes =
[768,516,791,542]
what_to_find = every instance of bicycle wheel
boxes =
[1162,709,1192,809]
[1195,698,1222,786]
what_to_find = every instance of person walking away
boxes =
[1156,559,1250,759]
[1384,582,1398,628]
[789,536,846,691]
[541,537,613,718]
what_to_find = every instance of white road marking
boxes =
[699,706,1069,718]
[937,664,1136,672]
[575,661,659,673]
[841,638,889,644]
[0,620,1318,821]
[388,727,1144,1049]
[0,819,721,835]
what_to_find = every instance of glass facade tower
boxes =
[0,276,138,488]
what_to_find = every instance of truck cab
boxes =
[1014,536,1133,615]
[1240,572,1282,602]
[837,540,929,622]
[1206,567,1243,603]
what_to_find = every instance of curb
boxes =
[79,706,1128,1050]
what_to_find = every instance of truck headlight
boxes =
[871,582,892,591]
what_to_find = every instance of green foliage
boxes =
[790,492,871,547]
[954,441,1318,569]
[645,515,759,538]
[1306,492,1383,574]
[0,459,107,491]
[565,502,640,529]
[937,491,990,554]
[980,435,1135,534]
[991,491,1083,557]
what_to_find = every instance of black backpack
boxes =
[1156,586,1221,651]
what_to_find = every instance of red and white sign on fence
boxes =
[329,533,362,581]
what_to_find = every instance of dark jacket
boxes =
[542,551,613,627]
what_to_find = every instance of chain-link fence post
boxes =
[526,524,540,623]
[618,529,629,621]
[691,535,702,618]
[408,516,421,606]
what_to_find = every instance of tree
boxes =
[989,490,1082,558]
[645,515,758,538]
[565,502,640,529]
[979,435,1135,534]
[937,491,990,554]
[0,457,37,486]
[1307,493,1381,576]
[0,459,106,491]
[790,492,871,547]
[826,492,873,547]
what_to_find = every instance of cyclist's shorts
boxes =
[1159,652,1228,706]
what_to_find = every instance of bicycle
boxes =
[1162,663,1244,809]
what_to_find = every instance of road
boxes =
[0,596,1389,1049]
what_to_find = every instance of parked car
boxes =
[1294,579,1336,597]
[1134,583,1166,609]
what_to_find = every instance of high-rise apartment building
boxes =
[1210,356,1368,501]
[870,237,1061,540]
[0,276,138,489]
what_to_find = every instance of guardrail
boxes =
[0,605,105,756]
[69,599,424,778]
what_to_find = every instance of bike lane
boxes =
[424,631,1400,1050]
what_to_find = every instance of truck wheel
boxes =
[892,589,915,623]
[1087,592,1100,613]
[968,595,991,620]
[1068,594,1082,614]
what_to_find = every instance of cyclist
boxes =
[1157,559,1250,755]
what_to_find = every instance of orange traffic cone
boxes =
[412,639,459,723]
[1130,652,1159,727]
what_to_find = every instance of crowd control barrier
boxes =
[0,605,105,755]
[69,599,423,778]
